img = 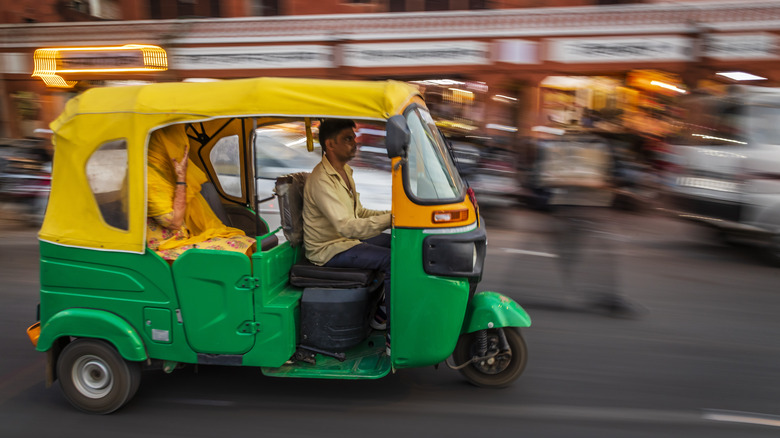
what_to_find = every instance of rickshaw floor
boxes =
[261,332,391,379]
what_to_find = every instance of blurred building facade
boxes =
[1,0,779,166]
[1,1,653,22]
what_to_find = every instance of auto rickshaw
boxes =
[26,77,531,414]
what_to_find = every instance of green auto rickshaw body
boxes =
[31,77,530,393]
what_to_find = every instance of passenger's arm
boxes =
[153,145,189,230]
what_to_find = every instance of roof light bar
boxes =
[32,44,168,88]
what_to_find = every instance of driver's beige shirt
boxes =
[303,157,391,265]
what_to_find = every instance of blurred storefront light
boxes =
[716,71,767,81]
[448,87,473,95]
[531,126,565,136]
[412,79,466,86]
[447,87,474,104]
[486,123,517,133]
[492,94,517,103]
[691,134,747,145]
[650,80,687,94]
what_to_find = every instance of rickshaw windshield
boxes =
[405,107,464,202]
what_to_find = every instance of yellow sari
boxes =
[146,124,256,260]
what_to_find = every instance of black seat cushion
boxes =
[274,172,309,248]
[259,234,279,251]
[290,259,379,289]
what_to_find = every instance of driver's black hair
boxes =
[318,119,356,147]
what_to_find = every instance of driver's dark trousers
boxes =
[324,233,391,328]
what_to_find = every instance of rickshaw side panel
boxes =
[38,241,197,364]
[171,249,255,355]
[242,242,302,367]
[390,228,470,369]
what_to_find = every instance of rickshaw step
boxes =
[261,333,390,379]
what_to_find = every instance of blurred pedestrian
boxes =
[540,131,640,317]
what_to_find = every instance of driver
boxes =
[302,119,392,354]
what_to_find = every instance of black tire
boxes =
[453,327,528,388]
[56,339,142,414]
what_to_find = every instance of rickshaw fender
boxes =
[461,291,532,334]
[36,308,147,362]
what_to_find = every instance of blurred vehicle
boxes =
[448,140,481,176]
[597,132,663,211]
[466,146,522,207]
[0,138,51,225]
[663,86,780,265]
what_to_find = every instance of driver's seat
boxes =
[274,172,380,289]
[274,173,382,353]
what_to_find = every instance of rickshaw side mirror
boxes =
[386,115,410,159]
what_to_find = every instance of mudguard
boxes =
[461,291,532,334]
[36,308,147,361]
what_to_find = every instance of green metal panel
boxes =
[242,243,301,367]
[36,308,147,361]
[390,227,470,369]
[253,242,299,305]
[38,241,197,364]
[41,259,145,292]
[461,291,532,334]
[172,249,254,355]
[143,307,173,344]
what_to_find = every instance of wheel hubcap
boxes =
[72,355,113,399]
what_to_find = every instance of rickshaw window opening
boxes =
[398,106,465,206]
[86,138,130,231]
[210,134,243,199]
[243,117,265,235]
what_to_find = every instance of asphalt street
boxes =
[2,204,780,437]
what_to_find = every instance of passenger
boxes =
[302,119,392,354]
[146,124,256,261]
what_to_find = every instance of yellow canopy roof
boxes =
[41,77,422,253]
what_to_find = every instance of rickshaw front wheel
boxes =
[57,338,142,414]
[453,327,528,388]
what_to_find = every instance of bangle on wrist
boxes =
[176,181,187,186]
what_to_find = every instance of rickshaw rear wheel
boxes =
[453,327,527,388]
[57,338,142,414]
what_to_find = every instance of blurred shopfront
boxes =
[2,2,779,160]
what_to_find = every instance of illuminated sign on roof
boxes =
[32,44,168,88]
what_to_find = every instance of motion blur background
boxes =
[4,1,780,437]
[2,0,780,223]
